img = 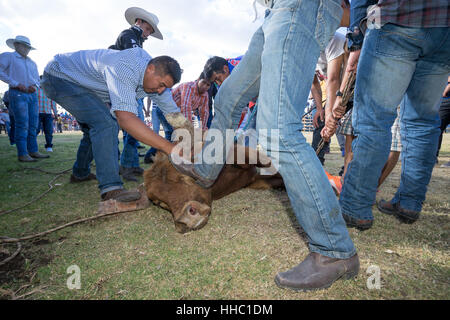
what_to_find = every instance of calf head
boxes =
[144,152,212,234]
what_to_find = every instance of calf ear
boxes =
[230,144,272,168]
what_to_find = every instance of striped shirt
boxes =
[172,81,209,130]
[44,48,179,116]
[37,87,57,115]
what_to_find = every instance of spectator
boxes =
[0,35,49,162]
[110,7,165,182]
[2,91,15,145]
[37,76,58,152]
[172,73,211,131]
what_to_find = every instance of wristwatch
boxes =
[336,91,343,97]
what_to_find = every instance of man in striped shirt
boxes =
[41,48,182,202]
[172,74,211,131]
[37,78,58,152]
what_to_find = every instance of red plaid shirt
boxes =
[37,87,57,115]
[172,81,209,130]
[378,0,449,28]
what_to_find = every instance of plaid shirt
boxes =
[37,87,57,115]
[172,81,209,130]
[348,0,450,48]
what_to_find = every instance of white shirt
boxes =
[316,32,346,78]
[44,48,180,116]
[0,51,40,88]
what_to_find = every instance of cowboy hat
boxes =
[125,7,163,40]
[6,35,36,50]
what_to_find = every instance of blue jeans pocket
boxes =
[375,24,423,58]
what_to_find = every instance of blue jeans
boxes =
[340,24,450,219]
[145,106,173,159]
[193,0,355,259]
[37,113,54,148]
[120,99,145,168]
[8,89,39,156]
[41,72,123,194]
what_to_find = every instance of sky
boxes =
[0,0,267,93]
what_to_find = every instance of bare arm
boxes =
[115,111,174,155]
[311,75,323,128]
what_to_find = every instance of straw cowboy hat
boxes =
[125,7,163,40]
[6,35,36,50]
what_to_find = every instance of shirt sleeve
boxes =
[103,63,139,116]
[0,53,19,87]
[200,96,209,130]
[148,88,180,115]
[325,33,346,63]
[348,0,378,48]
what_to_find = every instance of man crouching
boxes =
[41,48,181,202]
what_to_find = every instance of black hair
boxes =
[198,72,208,81]
[149,56,182,85]
[342,0,350,7]
[203,56,227,80]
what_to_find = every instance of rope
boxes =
[315,71,356,156]
[0,168,72,217]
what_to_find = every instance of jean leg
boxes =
[9,113,15,145]
[120,99,143,168]
[340,25,431,220]
[73,123,94,178]
[194,26,265,180]
[391,33,450,211]
[43,114,54,148]
[9,90,30,156]
[27,92,39,154]
[146,106,163,158]
[257,0,353,258]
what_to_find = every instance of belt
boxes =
[10,86,29,93]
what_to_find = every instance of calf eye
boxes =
[189,206,197,216]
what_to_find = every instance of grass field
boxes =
[0,131,449,300]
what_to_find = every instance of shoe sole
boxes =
[274,271,359,292]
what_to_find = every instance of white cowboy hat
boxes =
[125,7,163,40]
[6,35,36,50]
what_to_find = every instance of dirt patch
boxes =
[0,242,54,291]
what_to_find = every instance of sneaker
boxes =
[441,161,450,168]
[46,147,53,152]
[101,189,142,202]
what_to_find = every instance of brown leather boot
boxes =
[18,154,38,162]
[30,152,50,159]
[378,200,419,224]
[101,189,142,203]
[275,252,359,292]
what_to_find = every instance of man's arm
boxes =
[0,53,20,87]
[148,89,180,115]
[199,97,210,131]
[115,110,174,155]
[311,75,323,128]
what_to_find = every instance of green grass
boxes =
[0,131,449,300]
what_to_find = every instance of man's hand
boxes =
[332,96,346,120]
[321,112,338,142]
[313,109,325,129]
[443,83,450,98]
[346,50,361,73]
